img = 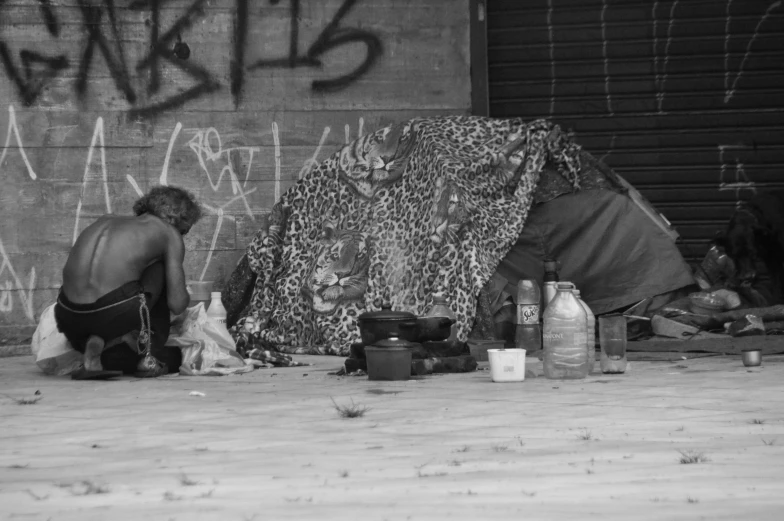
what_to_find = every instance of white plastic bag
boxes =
[31,303,83,376]
[167,303,253,376]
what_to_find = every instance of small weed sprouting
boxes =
[585,468,595,475]
[453,445,470,453]
[417,470,447,478]
[492,444,509,453]
[339,470,349,478]
[449,489,477,496]
[578,429,593,441]
[24,490,49,501]
[448,460,462,467]
[675,426,685,432]
[330,397,370,419]
[686,496,699,504]
[58,480,110,496]
[284,496,313,503]
[179,473,199,486]
[749,419,766,425]
[678,450,710,464]
[199,489,215,499]
[761,438,777,446]
[521,490,537,497]
[163,491,183,501]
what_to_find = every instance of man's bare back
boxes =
[61,214,189,315]
[55,186,202,378]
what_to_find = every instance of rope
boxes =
[137,293,152,355]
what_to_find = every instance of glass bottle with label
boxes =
[542,282,589,379]
[515,279,541,352]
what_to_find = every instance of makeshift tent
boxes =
[223,116,695,358]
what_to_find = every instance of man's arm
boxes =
[164,230,190,315]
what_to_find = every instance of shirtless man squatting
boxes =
[54,186,202,380]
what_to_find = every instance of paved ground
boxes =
[1,353,783,520]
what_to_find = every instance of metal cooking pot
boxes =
[357,305,457,345]
[415,316,456,342]
[357,305,419,345]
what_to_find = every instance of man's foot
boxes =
[83,335,106,372]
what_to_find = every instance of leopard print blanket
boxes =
[228,116,582,356]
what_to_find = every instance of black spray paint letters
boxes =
[0,0,383,114]
[244,0,383,94]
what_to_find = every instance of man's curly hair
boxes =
[132,185,202,234]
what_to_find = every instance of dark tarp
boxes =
[493,186,695,316]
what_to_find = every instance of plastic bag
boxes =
[31,303,83,376]
[167,303,253,376]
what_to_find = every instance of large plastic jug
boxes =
[543,282,589,379]
[573,289,595,374]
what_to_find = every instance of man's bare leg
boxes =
[83,335,106,371]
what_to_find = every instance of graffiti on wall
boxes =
[0,102,367,322]
[0,0,383,116]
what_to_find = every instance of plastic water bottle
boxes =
[515,279,541,352]
[543,282,589,379]
[206,291,228,327]
[425,293,458,348]
[573,289,595,374]
[542,258,559,314]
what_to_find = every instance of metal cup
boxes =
[742,349,761,367]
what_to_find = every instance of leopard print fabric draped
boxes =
[230,116,582,356]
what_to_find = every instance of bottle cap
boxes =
[432,294,448,304]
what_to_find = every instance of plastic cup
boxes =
[599,314,627,374]
[187,280,213,308]
[488,348,526,382]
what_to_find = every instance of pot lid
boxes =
[371,336,416,349]
[358,304,416,321]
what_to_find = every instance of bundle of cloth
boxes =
[223,116,583,357]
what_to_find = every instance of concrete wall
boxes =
[0,0,471,351]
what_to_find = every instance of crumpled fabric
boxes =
[228,116,583,356]
[165,304,254,376]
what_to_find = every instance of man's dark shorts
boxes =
[54,281,180,373]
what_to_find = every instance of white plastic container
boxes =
[543,282,589,379]
[206,292,228,327]
[573,289,595,374]
[488,348,527,382]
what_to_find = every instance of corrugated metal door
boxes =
[486,0,784,262]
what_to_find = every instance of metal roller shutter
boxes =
[486,0,784,263]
